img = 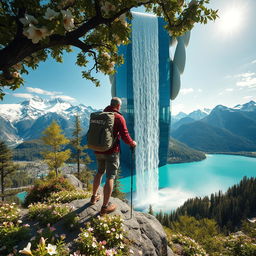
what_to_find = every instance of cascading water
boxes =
[132,12,160,204]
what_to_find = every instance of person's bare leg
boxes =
[92,171,104,196]
[103,178,114,206]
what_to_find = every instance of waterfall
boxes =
[132,13,160,203]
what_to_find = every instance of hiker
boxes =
[90,97,136,215]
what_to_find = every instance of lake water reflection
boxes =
[120,154,256,212]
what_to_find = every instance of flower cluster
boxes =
[47,190,91,204]
[75,215,129,256]
[0,202,20,224]
[19,235,69,256]
[170,233,208,256]
[20,7,75,44]
[0,216,30,255]
[28,202,72,225]
[221,232,256,256]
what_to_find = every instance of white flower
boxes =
[113,34,122,46]
[45,244,57,255]
[12,63,22,70]
[108,61,115,72]
[101,1,116,15]
[119,14,127,27]
[44,8,59,20]
[115,234,119,239]
[23,24,49,44]
[61,10,75,31]
[83,232,89,237]
[92,242,97,248]
[19,14,38,26]
[12,71,20,78]
[102,52,111,59]
[19,242,32,255]
[88,227,94,232]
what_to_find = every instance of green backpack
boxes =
[87,111,116,152]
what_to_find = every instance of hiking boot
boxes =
[90,193,101,205]
[100,202,116,215]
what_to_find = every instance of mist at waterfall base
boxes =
[119,154,256,213]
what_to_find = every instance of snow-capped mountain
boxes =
[0,96,98,146]
[171,101,256,130]
[234,100,256,112]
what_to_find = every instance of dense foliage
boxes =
[13,140,50,161]
[158,177,256,232]
[0,140,19,201]
[168,137,206,163]
[24,175,75,206]
[0,0,217,99]
[164,217,256,256]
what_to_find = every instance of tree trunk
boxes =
[1,169,4,201]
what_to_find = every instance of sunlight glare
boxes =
[218,4,246,36]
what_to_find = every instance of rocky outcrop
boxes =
[20,187,174,255]
[60,197,175,256]
[64,174,84,189]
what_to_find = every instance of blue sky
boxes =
[1,0,256,114]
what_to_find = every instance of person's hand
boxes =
[131,141,137,147]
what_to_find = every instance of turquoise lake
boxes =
[119,154,256,212]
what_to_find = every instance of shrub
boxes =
[0,202,20,224]
[75,215,129,255]
[169,233,208,256]
[24,176,75,206]
[222,233,256,256]
[28,202,73,225]
[47,190,91,204]
[0,203,30,255]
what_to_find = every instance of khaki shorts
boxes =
[95,153,120,179]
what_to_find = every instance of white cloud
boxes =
[26,87,60,96]
[180,88,194,95]
[225,88,233,92]
[251,60,256,64]
[12,93,34,99]
[235,72,255,78]
[235,72,256,89]
[51,95,76,102]
[197,89,202,93]
[243,96,254,100]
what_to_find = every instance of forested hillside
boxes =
[158,177,256,232]
[168,137,206,163]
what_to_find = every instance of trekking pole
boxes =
[130,147,135,219]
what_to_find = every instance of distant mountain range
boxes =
[1,97,255,155]
[171,101,256,152]
[0,96,97,146]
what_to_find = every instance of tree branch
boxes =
[94,0,102,17]
[88,50,98,72]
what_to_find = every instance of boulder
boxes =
[54,196,175,256]
[63,174,84,189]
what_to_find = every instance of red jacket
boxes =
[95,105,134,154]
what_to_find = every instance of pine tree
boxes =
[41,121,71,176]
[0,141,18,201]
[70,115,87,178]
[148,204,154,215]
